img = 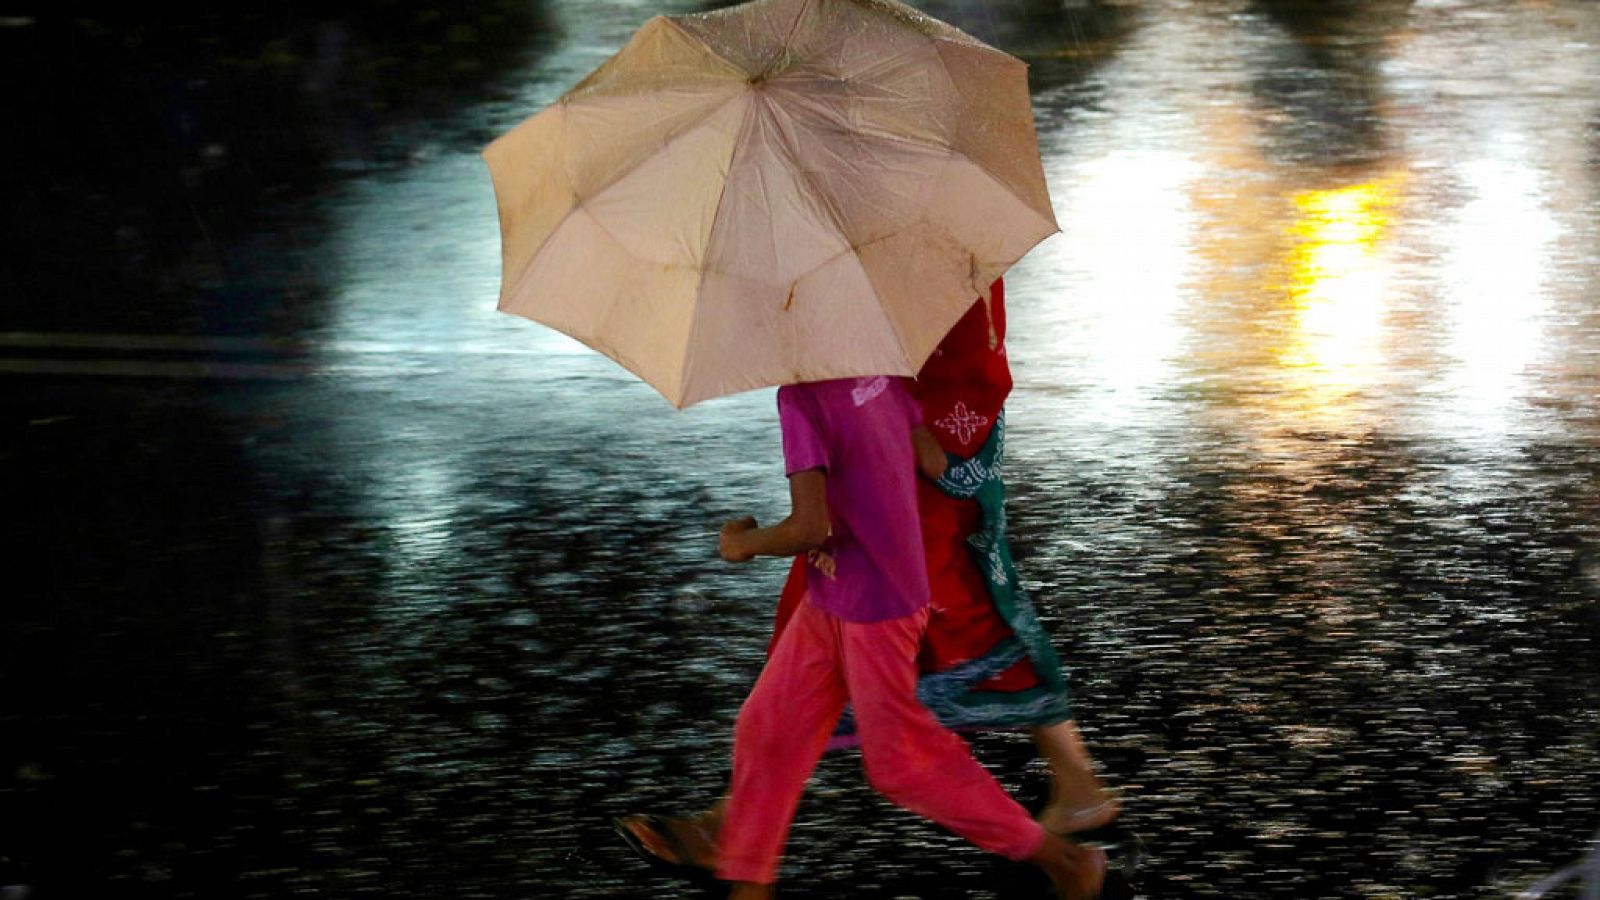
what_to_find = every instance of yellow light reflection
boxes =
[1278,180,1397,415]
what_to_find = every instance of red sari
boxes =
[770,278,1043,693]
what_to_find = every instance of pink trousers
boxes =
[716,599,1046,884]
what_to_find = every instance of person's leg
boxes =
[843,609,1104,898]
[618,554,811,871]
[1034,720,1120,834]
[625,720,1122,863]
[843,608,1043,857]
[716,601,848,887]
[623,680,1115,865]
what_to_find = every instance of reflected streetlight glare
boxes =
[1278,179,1397,418]
[1439,156,1555,428]
[1035,150,1195,416]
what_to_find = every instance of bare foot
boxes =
[1031,721,1120,834]
[1037,792,1121,835]
[1030,833,1106,900]
[728,883,774,900]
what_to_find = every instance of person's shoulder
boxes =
[778,381,820,409]
[785,377,914,414]
[777,382,826,425]
[784,378,858,407]
[865,375,917,408]
[842,375,895,407]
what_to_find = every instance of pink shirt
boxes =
[776,376,930,623]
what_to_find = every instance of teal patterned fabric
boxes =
[833,411,1072,742]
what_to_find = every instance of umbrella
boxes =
[483,0,1057,407]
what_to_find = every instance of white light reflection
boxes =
[302,2,692,629]
[1082,153,1193,406]
[1435,153,1556,437]
[1027,150,1195,425]
[315,154,596,368]
[311,0,687,375]
[375,455,466,621]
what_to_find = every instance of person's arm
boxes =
[719,469,830,563]
[911,425,947,481]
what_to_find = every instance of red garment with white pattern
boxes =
[913,278,1011,458]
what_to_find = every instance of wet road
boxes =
[3,1,1599,897]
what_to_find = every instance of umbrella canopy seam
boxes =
[658,15,750,83]
[756,91,915,374]
[971,153,1062,238]
[675,93,763,406]
[768,0,817,79]
[852,0,995,51]
[496,93,747,317]
[929,41,1051,226]
[559,89,749,214]
[567,15,748,103]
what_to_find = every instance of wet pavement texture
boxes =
[3,1,1599,898]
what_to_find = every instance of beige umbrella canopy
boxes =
[484,0,1057,407]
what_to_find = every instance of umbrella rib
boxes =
[501,89,750,321]
[917,147,1060,260]
[768,0,816,76]
[676,88,764,401]
[957,168,1054,234]
[924,41,1053,227]
[780,149,1056,371]
[849,241,916,371]
[564,87,749,214]
[659,15,747,80]
[764,106,858,258]
[755,99,919,376]
[953,146,1059,234]
[570,15,750,99]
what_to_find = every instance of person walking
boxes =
[620,283,1118,880]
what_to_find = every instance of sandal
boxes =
[614,813,717,876]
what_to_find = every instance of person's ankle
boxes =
[691,806,725,838]
[1038,792,1120,835]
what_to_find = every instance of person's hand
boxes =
[912,426,948,482]
[807,548,838,580]
[719,517,758,563]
